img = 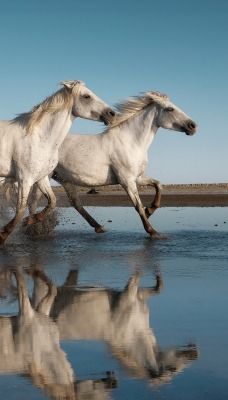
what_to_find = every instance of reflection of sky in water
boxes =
[0,207,227,400]
[56,206,228,233]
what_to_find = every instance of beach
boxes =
[1,184,227,214]
[51,183,228,208]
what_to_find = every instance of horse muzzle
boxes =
[101,108,116,125]
[184,120,197,136]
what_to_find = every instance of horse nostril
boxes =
[108,109,116,118]
[188,121,196,131]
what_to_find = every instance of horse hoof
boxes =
[95,226,107,233]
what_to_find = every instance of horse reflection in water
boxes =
[45,270,198,385]
[0,266,17,301]
[0,269,117,400]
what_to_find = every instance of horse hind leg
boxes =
[69,192,106,233]
[56,179,106,233]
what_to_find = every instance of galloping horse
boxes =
[30,90,197,237]
[0,81,115,244]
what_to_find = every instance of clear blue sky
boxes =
[0,0,227,184]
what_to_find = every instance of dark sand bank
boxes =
[1,184,227,209]
[52,183,228,208]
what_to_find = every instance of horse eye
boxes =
[166,107,174,112]
[83,94,91,99]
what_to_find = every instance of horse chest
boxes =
[112,146,147,174]
[12,139,58,177]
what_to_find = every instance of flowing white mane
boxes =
[13,81,84,134]
[109,91,169,129]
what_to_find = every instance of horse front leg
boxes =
[22,176,56,226]
[138,275,163,300]
[121,179,160,237]
[137,174,162,218]
[55,177,106,233]
[0,180,31,244]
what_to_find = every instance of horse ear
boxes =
[59,80,84,90]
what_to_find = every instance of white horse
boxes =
[29,91,197,237]
[0,80,115,244]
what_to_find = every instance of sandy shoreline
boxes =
[51,184,228,208]
[1,184,227,208]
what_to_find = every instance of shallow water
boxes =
[0,207,227,400]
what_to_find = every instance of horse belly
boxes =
[56,161,117,187]
[55,291,111,340]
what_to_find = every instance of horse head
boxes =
[150,91,197,136]
[60,80,116,125]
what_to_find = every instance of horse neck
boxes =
[35,109,73,147]
[123,105,158,150]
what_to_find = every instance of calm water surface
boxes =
[0,207,227,400]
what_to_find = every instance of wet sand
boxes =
[52,184,228,208]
